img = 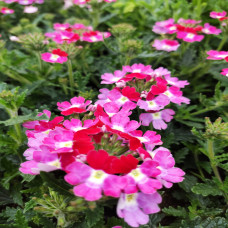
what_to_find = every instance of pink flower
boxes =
[163,86,190,105]
[202,23,221,35]
[117,192,162,227]
[81,31,111,42]
[53,31,80,44]
[23,6,38,14]
[122,63,153,75]
[140,109,175,130]
[178,18,201,25]
[73,0,89,5]
[177,31,204,43]
[152,39,180,52]
[150,147,185,188]
[164,75,189,88]
[221,68,228,77]
[57,96,91,116]
[18,0,34,5]
[65,161,125,201]
[41,49,68,64]
[1,7,14,14]
[152,18,175,34]
[137,94,170,111]
[210,11,227,19]
[207,50,228,60]
[101,70,126,84]
[53,23,71,31]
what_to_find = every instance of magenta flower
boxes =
[207,50,228,60]
[137,94,170,111]
[210,11,227,19]
[221,68,228,77]
[53,23,71,31]
[57,96,91,116]
[1,7,14,14]
[202,23,221,35]
[150,147,185,188]
[53,31,80,44]
[140,109,175,129]
[41,49,68,64]
[65,162,124,201]
[152,18,175,34]
[177,31,204,43]
[164,75,189,88]
[178,18,201,25]
[152,39,180,52]
[101,70,126,84]
[81,31,111,42]
[117,192,162,227]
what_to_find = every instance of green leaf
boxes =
[179,175,198,193]
[85,207,104,228]
[162,206,187,218]
[0,185,14,206]
[14,210,30,228]
[23,200,36,213]
[0,110,48,126]
[191,180,223,196]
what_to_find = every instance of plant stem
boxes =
[67,60,74,97]
[36,51,43,73]
[217,35,227,51]
[190,104,223,116]
[207,140,222,183]
[193,151,205,179]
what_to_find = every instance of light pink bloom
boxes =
[152,39,180,52]
[221,68,228,77]
[73,0,88,5]
[206,50,228,60]
[152,18,175,34]
[72,23,93,31]
[163,86,190,105]
[117,192,162,227]
[177,31,204,42]
[152,67,171,78]
[65,162,124,201]
[9,35,20,42]
[101,70,126,84]
[95,88,111,107]
[24,6,38,13]
[122,63,153,75]
[41,49,68,64]
[140,109,175,130]
[210,11,227,19]
[150,147,185,188]
[57,96,91,116]
[64,0,74,9]
[63,118,95,132]
[101,113,140,133]
[1,7,14,14]
[42,128,74,153]
[137,94,170,111]
[18,0,34,5]
[202,23,221,35]
[164,75,189,88]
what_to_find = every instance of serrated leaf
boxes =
[85,207,104,228]
[14,210,30,228]
[23,200,36,213]
[191,180,223,196]
[162,206,187,218]
[21,174,36,183]
[179,175,198,193]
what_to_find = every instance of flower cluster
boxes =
[98,63,189,130]
[45,22,111,44]
[152,16,222,52]
[19,63,186,227]
[1,0,44,13]
[41,22,110,63]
